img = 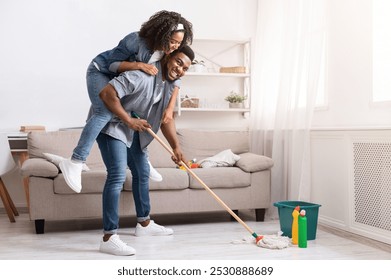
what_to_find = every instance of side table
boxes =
[7,132,30,209]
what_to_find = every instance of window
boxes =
[373,0,391,103]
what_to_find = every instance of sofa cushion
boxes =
[28,129,104,170]
[20,158,59,178]
[177,129,249,161]
[54,170,107,194]
[53,167,189,194]
[124,168,189,191]
[188,167,251,189]
[235,152,274,172]
[147,131,178,168]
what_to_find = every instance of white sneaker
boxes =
[59,159,83,193]
[99,234,136,256]
[135,220,173,236]
[148,161,162,182]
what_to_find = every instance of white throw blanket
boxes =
[198,149,240,168]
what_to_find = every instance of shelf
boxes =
[192,38,251,44]
[184,72,250,78]
[177,38,251,120]
[177,107,251,118]
[180,108,250,113]
[5,132,28,138]
[7,133,28,151]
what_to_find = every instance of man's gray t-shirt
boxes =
[100,62,180,149]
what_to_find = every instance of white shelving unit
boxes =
[177,38,251,117]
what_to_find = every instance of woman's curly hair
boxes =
[139,10,193,52]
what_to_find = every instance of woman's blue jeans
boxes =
[97,132,151,234]
[72,62,113,162]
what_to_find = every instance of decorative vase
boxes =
[229,102,244,109]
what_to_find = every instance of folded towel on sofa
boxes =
[198,149,240,168]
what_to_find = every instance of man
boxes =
[96,46,194,256]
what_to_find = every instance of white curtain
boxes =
[250,0,327,219]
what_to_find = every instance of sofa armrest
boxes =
[235,152,274,172]
[20,158,59,178]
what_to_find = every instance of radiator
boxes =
[352,141,391,244]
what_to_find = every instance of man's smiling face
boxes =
[165,52,192,82]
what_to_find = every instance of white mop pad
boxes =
[256,235,290,249]
[231,231,290,249]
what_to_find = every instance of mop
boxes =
[133,113,289,249]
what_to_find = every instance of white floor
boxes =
[1,209,390,260]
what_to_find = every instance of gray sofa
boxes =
[21,128,274,234]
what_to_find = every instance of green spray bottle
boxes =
[298,209,307,248]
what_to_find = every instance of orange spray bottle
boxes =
[291,206,300,245]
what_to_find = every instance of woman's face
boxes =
[164,31,184,54]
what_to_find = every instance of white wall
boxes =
[311,128,391,244]
[312,0,391,129]
[309,0,391,243]
[0,0,257,132]
[2,0,388,132]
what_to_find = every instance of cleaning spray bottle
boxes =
[298,209,307,248]
[291,206,300,245]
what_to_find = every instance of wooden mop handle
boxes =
[145,127,256,236]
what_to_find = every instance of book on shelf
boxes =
[219,66,246,73]
[20,125,46,132]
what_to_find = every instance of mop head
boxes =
[256,234,290,249]
[231,231,290,249]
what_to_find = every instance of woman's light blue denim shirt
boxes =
[92,32,152,75]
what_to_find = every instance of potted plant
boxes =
[225,91,247,108]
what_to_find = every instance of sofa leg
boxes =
[230,210,239,221]
[255,209,265,221]
[35,219,45,234]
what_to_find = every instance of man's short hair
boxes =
[174,45,195,62]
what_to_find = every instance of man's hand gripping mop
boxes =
[132,112,289,249]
